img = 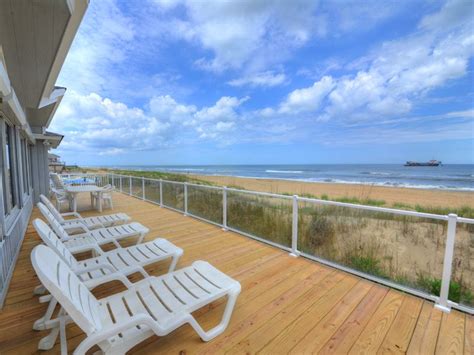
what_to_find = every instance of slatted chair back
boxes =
[31,245,102,334]
[39,194,65,223]
[32,219,78,269]
[37,202,70,241]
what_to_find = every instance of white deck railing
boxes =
[60,173,474,315]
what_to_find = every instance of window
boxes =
[20,138,28,196]
[27,145,32,189]
[3,123,17,214]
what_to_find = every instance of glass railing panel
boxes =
[162,181,184,211]
[452,221,473,309]
[131,177,143,198]
[227,191,292,248]
[187,185,223,224]
[297,200,446,297]
[144,179,160,204]
[121,176,130,195]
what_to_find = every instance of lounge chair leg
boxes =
[33,298,58,330]
[39,309,65,350]
[136,233,145,244]
[38,326,60,350]
[33,284,46,295]
[189,290,239,342]
[168,254,180,273]
[59,316,68,355]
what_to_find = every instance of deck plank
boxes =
[436,310,466,354]
[0,192,471,354]
[349,289,404,354]
[407,301,443,355]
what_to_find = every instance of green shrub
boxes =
[306,213,335,248]
[349,256,387,278]
[417,276,473,304]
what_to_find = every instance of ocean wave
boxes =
[167,168,205,172]
[265,170,303,174]
[298,178,474,191]
[360,171,393,176]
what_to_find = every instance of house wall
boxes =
[31,143,50,204]
[0,116,39,308]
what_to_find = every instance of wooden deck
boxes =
[0,192,472,354]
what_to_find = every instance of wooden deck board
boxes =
[0,192,471,354]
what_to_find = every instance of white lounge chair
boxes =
[38,203,149,253]
[32,219,183,332]
[40,194,130,231]
[31,245,241,354]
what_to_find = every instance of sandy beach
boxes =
[190,174,474,209]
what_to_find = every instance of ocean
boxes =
[102,164,474,191]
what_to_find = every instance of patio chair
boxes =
[92,184,114,209]
[38,203,149,253]
[51,188,70,212]
[32,219,183,332]
[31,245,240,354]
[50,173,66,190]
[40,194,130,231]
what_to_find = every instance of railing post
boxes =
[183,182,188,216]
[435,213,458,313]
[129,176,132,196]
[111,174,115,188]
[290,195,299,257]
[222,186,227,231]
[142,177,145,200]
[119,176,122,192]
[159,179,163,207]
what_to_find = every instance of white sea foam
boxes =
[265,170,303,174]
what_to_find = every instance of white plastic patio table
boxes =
[64,185,104,212]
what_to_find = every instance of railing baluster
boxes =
[159,179,163,207]
[435,213,458,313]
[290,195,299,257]
[184,182,188,216]
[129,176,132,196]
[142,177,145,200]
[222,186,227,231]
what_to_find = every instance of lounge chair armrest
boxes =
[69,243,104,256]
[61,212,83,219]
[83,272,132,290]
[63,221,89,234]
[75,314,189,353]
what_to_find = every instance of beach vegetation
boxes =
[94,168,473,307]
[417,275,473,304]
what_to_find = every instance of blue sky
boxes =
[51,0,474,165]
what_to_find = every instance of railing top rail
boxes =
[104,172,474,223]
[458,216,474,224]
[226,187,293,200]
[297,196,450,221]
[185,182,223,191]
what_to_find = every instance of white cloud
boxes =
[279,76,335,114]
[51,91,171,155]
[153,0,318,72]
[420,0,473,30]
[269,0,473,123]
[58,0,135,94]
[228,71,287,87]
[51,90,251,155]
